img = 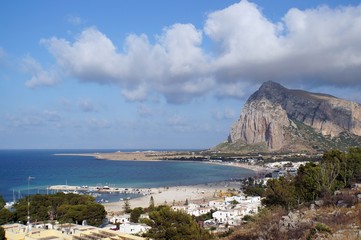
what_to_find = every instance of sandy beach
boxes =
[55,151,204,161]
[103,181,241,214]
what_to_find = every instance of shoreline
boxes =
[55,151,272,214]
[55,151,271,174]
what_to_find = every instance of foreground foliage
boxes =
[13,193,106,226]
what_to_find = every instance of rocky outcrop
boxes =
[228,81,361,151]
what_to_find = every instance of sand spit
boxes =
[55,151,203,161]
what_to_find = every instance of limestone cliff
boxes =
[227,81,361,152]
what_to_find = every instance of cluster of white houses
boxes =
[171,194,262,226]
[209,195,261,226]
[106,193,262,235]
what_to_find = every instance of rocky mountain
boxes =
[220,81,361,153]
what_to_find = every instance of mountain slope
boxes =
[224,81,361,153]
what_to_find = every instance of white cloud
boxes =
[41,25,212,103]
[122,84,148,102]
[36,1,361,102]
[22,56,59,88]
[42,28,123,84]
[204,1,283,66]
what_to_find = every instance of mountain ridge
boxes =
[220,81,361,153]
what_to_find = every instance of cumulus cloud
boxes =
[206,1,361,87]
[22,56,59,88]
[205,1,283,67]
[35,1,361,102]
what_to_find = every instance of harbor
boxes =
[47,184,155,195]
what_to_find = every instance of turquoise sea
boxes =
[0,149,255,202]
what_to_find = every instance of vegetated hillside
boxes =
[223,199,361,240]
[217,81,361,154]
[222,147,361,240]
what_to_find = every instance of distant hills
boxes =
[215,81,361,154]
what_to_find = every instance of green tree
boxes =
[130,207,144,223]
[244,185,265,197]
[0,208,14,225]
[317,150,344,196]
[345,147,361,183]
[13,193,105,226]
[149,196,155,210]
[143,206,212,240]
[0,226,6,240]
[262,176,297,210]
[295,162,321,203]
[122,199,131,213]
[0,196,5,209]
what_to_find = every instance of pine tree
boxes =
[149,196,155,210]
[122,199,131,213]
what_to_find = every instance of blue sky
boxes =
[1,0,361,149]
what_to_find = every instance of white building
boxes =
[212,209,242,225]
[118,223,150,235]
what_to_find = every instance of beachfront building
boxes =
[2,222,145,240]
[118,223,150,235]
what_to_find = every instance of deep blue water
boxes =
[0,149,254,202]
